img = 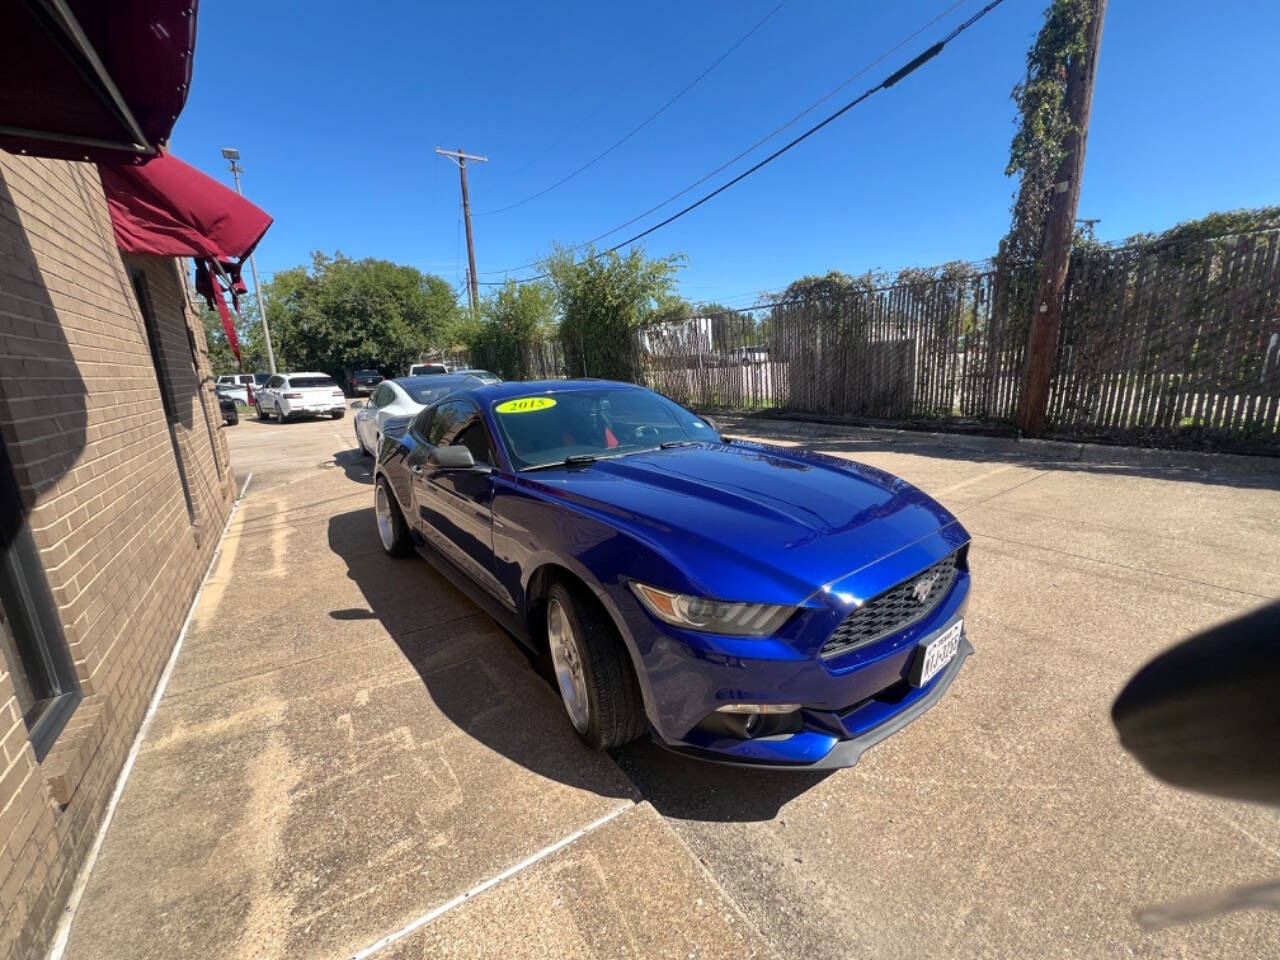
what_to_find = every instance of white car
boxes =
[256,372,346,422]
[353,374,487,455]
[215,373,256,404]
[407,361,449,376]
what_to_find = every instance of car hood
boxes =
[524,441,964,605]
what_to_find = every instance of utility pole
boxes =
[435,147,487,315]
[221,147,277,373]
[1016,0,1106,437]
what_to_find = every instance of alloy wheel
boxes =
[547,598,590,733]
[374,483,395,551]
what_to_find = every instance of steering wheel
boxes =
[634,424,659,443]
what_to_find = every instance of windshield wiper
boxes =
[521,454,598,472]
[659,440,696,449]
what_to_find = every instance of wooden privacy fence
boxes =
[623,230,1280,453]
[629,272,1028,425]
[1048,230,1280,447]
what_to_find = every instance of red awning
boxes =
[0,0,198,164]
[99,149,272,369]
[98,150,272,261]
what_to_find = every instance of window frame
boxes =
[0,435,81,762]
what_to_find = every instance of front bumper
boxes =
[611,529,972,769]
[656,631,972,769]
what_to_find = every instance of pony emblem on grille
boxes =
[912,574,939,604]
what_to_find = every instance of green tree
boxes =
[262,252,459,380]
[696,301,747,351]
[467,279,557,379]
[1002,0,1095,265]
[544,244,684,380]
[201,293,273,376]
[650,296,693,324]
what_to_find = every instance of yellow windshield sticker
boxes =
[495,396,557,414]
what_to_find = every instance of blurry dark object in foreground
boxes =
[1112,601,1280,807]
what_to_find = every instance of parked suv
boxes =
[408,362,448,376]
[215,373,256,405]
[256,373,346,422]
[350,368,384,395]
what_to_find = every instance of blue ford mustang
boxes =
[372,379,972,768]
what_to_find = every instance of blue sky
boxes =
[173,0,1278,307]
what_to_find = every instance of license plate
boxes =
[909,619,963,687]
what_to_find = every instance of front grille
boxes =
[821,553,959,658]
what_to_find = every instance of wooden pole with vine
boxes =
[1013,0,1107,436]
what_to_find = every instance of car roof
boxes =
[281,372,331,378]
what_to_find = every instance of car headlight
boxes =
[629,582,795,636]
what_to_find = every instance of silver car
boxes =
[353,374,494,456]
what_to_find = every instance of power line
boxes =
[477,0,790,217]
[478,0,977,283]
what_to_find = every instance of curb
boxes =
[715,415,1280,476]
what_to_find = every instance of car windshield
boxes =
[254,373,269,385]
[289,376,337,388]
[491,387,718,470]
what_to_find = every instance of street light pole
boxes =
[221,147,277,374]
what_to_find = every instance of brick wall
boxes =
[0,152,234,959]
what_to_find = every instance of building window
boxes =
[185,323,224,482]
[130,268,197,524]
[0,436,81,761]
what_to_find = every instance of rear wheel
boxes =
[546,581,647,750]
[332,409,345,420]
[256,402,268,421]
[224,407,239,426]
[374,478,413,557]
[274,404,285,423]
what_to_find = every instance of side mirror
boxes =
[702,416,720,432]
[428,445,476,470]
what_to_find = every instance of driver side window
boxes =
[452,419,493,466]
[433,400,494,465]
[428,400,468,446]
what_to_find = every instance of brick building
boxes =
[0,148,241,957]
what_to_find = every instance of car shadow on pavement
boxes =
[327,506,634,800]
[332,447,374,485]
[326,505,829,821]
[611,740,830,823]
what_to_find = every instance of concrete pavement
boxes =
[56,408,1280,959]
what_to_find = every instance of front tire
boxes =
[374,478,413,557]
[256,402,269,421]
[333,409,345,420]
[546,581,647,750]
